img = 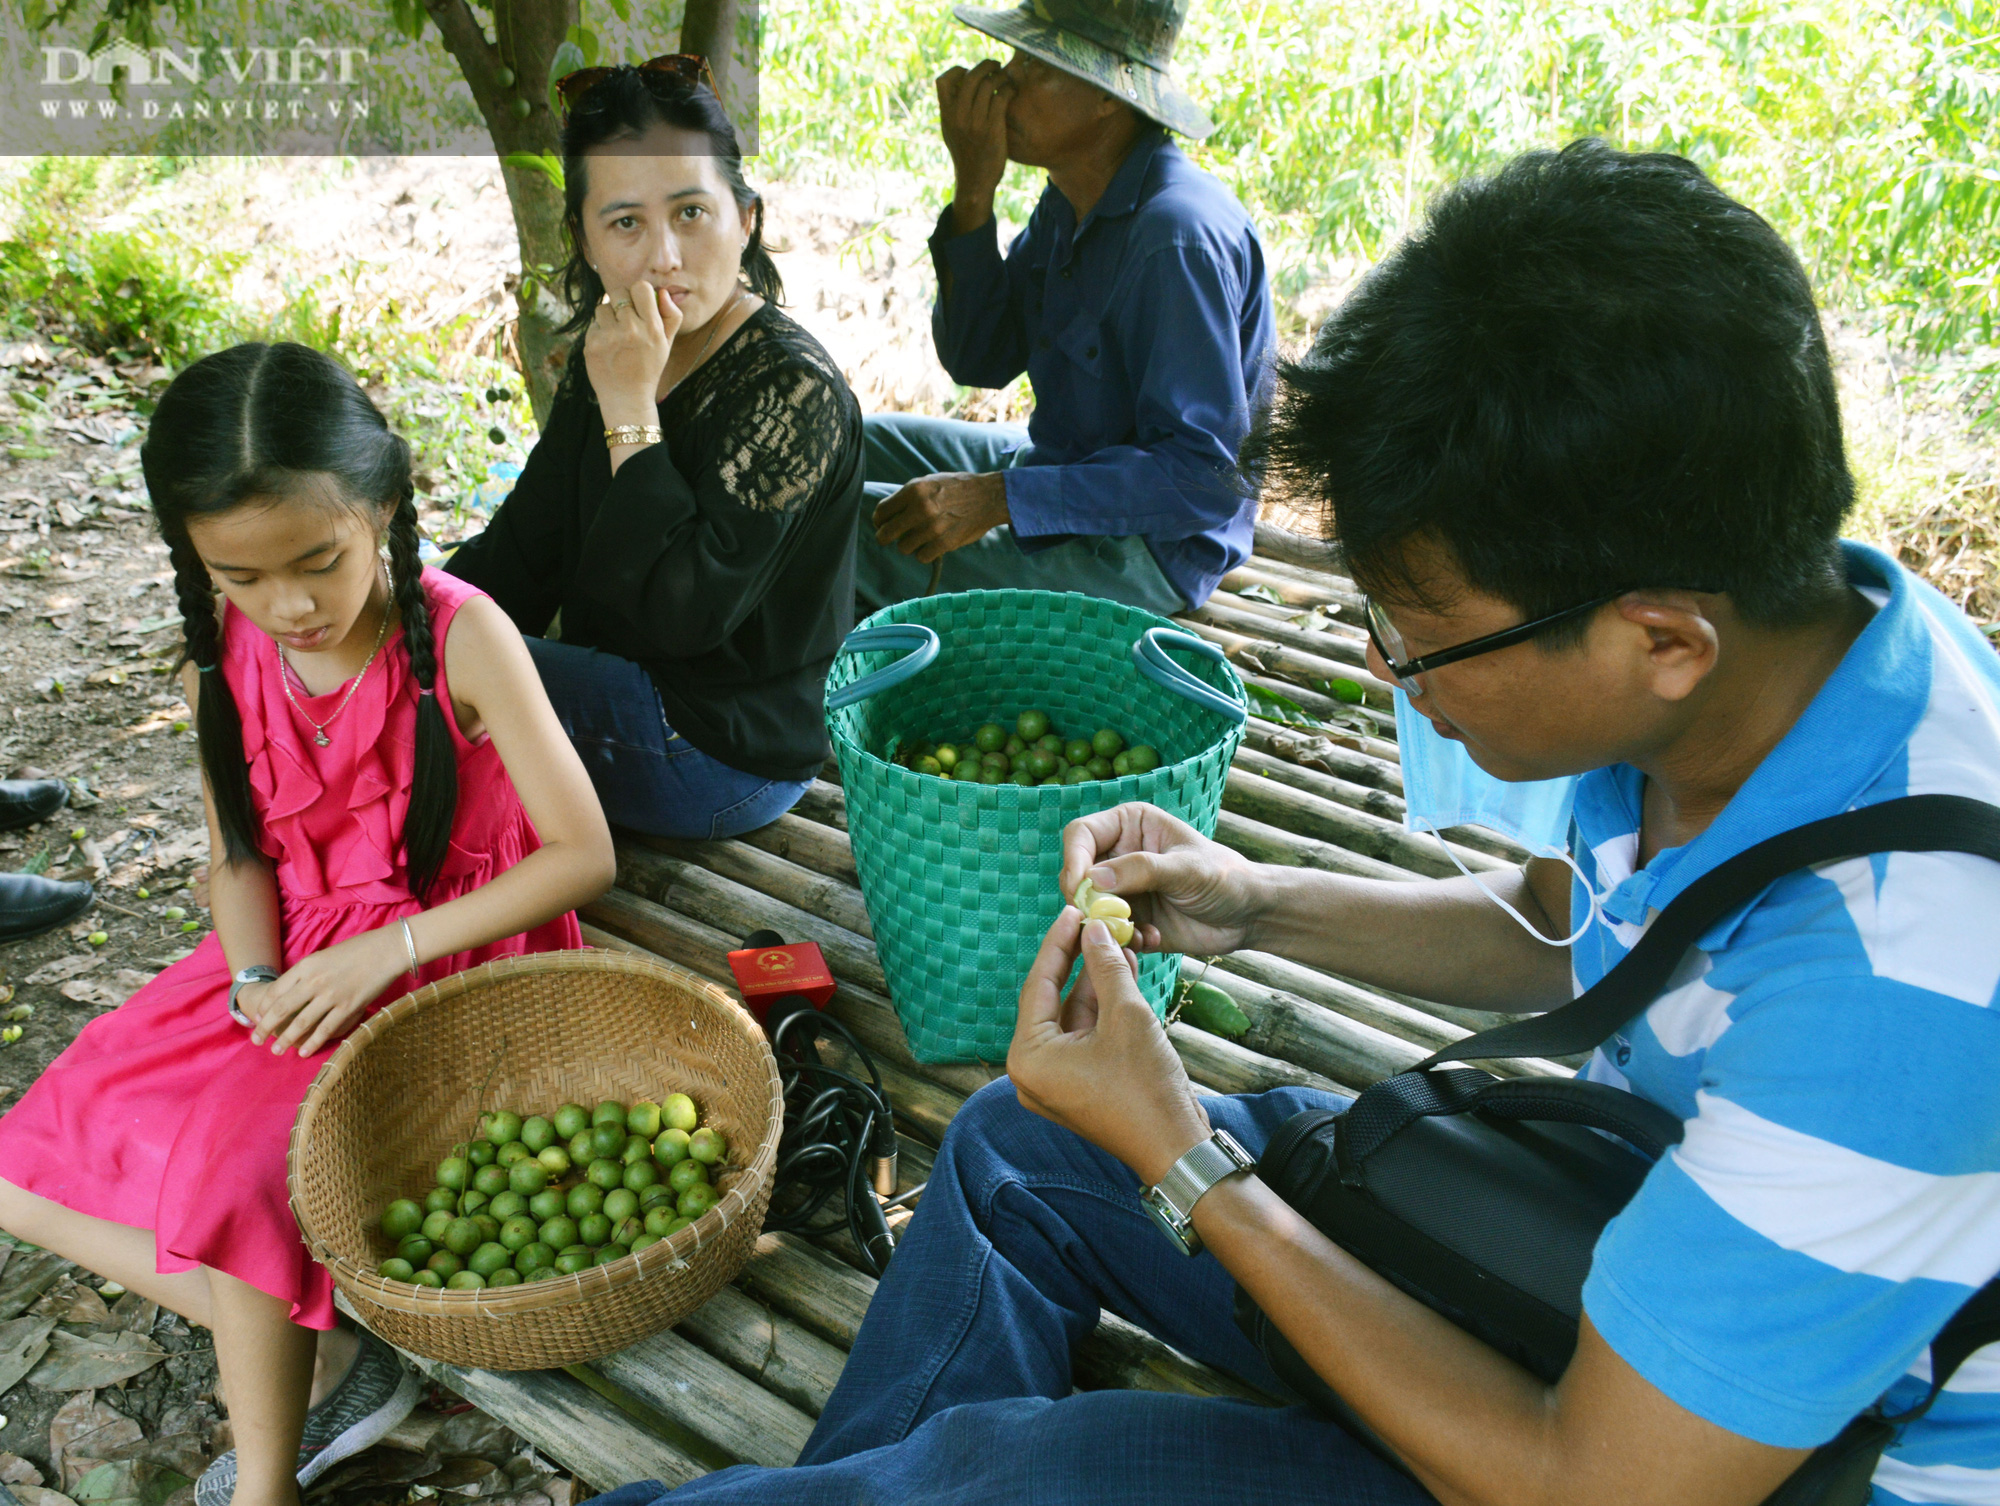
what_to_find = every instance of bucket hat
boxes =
[951,0,1214,139]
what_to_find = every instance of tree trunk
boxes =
[679,0,759,152]
[423,0,580,423]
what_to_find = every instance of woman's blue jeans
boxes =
[524,638,812,841]
[590,1078,1438,1505]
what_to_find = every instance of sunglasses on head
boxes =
[555,53,715,122]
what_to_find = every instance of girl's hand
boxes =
[584,279,681,423]
[250,927,411,1057]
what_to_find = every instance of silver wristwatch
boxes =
[1140,1128,1255,1256]
[228,965,279,1027]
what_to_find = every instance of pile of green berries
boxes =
[893,709,1160,787]
[374,1095,728,1290]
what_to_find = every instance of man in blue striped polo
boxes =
[595,142,2000,1504]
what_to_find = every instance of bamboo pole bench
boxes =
[362,528,1565,1492]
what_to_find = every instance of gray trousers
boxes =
[855,413,1185,616]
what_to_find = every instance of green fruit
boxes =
[598,1242,631,1264]
[913,756,942,776]
[508,1159,548,1196]
[629,1233,662,1253]
[1177,979,1251,1040]
[577,1212,611,1247]
[1092,727,1125,759]
[381,1199,424,1240]
[621,1134,651,1167]
[482,1110,523,1146]
[473,1163,509,1196]
[553,1246,592,1275]
[467,1138,498,1167]
[640,1184,677,1211]
[553,1103,589,1139]
[413,1269,445,1288]
[509,97,532,119]
[538,1215,579,1250]
[1004,735,1027,758]
[537,1146,573,1178]
[978,763,1007,785]
[1035,732,1064,754]
[446,1270,486,1290]
[1016,709,1050,741]
[612,1216,644,1247]
[1065,739,1095,766]
[379,1258,416,1283]
[515,1241,555,1274]
[1064,765,1094,785]
[443,1217,482,1256]
[468,1241,512,1277]
[437,1155,469,1191]
[587,1157,623,1191]
[421,1210,454,1241]
[653,1127,691,1166]
[1125,744,1160,773]
[590,1121,625,1159]
[1010,766,1037,786]
[495,1140,531,1168]
[668,1158,710,1195]
[473,1213,502,1243]
[1086,756,1114,779]
[623,1160,660,1192]
[566,1183,605,1219]
[677,1183,719,1220]
[426,1250,464,1279]
[568,1129,595,1163]
[396,1234,434,1265]
[973,723,1006,753]
[488,1266,523,1287]
[520,1115,555,1153]
[423,1186,457,1214]
[603,1188,639,1224]
[494,64,516,87]
[662,1215,694,1236]
[528,1189,565,1222]
[460,1190,490,1216]
[1025,749,1057,779]
[488,1190,527,1220]
[1111,751,1132,775]
[499,1215,540,1251]
[592,1100,628,1129]
[953,759,983,779]
[626,1100,663,1138]
[643,1206,679,1237]
[688,1126,727,1165]
[934,744,960,770]
[662,1094,699,1133]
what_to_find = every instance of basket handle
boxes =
[1132,628,1246,725]
[827,623,942,711]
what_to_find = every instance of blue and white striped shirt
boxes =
[1574,542,2000,1503]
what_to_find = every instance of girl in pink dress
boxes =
[0,343,616,1506]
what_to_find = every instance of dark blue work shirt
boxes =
[928,129,1273,609]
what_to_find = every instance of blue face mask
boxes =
[1393,687,1601,946]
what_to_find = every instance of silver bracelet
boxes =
[400,917,421,979]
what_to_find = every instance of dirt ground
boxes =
[0,155,1994,1505]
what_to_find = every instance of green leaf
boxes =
[502,151,566,194]
[1243,683,1321,730]
[21,846,50,877]
[547,40,588,116]
[606,0,630,18]
[1313,676,1366,705]
[1237,582,1284,605]
[566,24,601,67]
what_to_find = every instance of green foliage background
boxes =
[763,0,2000,360]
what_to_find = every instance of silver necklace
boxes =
[278,595,392,748]
[666,287,747,397]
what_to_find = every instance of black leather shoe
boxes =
[0,872,95,945]
[0,779,69,833]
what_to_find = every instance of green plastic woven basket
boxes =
[825,590,1246,1063]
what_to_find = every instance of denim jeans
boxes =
[590,1078,1438,1505]
[855,413,1187,617]
[524,637,812,841]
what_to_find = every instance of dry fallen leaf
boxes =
[14,1486,83,1506]
[28,1330,168,1390]
[57,980,127,1010]
[0,1454,45,1488]
[51,1392,144,1493]
[23,956,101,987]
[0,1247,72,1320]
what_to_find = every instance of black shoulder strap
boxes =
[1421,793,2000,1069]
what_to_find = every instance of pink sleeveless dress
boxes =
[0,568,580,1326]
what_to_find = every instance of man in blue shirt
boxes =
[856,0,1274,615]
[589,142,2000,1505]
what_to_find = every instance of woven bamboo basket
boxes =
[287,949,784,1370]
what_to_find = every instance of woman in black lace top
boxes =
[448,61,864,838]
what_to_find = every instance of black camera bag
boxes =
[1236,794,2000,1505]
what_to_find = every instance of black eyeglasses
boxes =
[555,53,715,123]
[1364,588,1709,695]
